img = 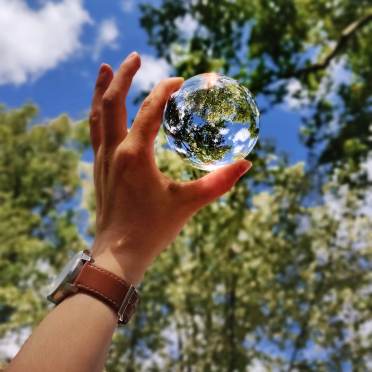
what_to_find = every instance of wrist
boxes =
[91,253,144,286]
[91,230,161,286]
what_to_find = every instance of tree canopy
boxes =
[0,105,89,364]
[1,0,371,370]
[141,0,372,184]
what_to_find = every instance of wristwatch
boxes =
[46,249,139,325]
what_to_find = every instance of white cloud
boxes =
[315,58,351,104]
[233,128,250,142]
[282,58,352,112]
[358,192,372,218]
[283,78,310,110]
[233,144,245,155]
[330,58,352,86]
[323,184,349,220]
[133,54,171,91]
[121,0,135,13]
[175,14,198,38]
[362,152,372,182]
[247,359,267,372]
[360,319,372,339]
[92,18,119,60]
[0,0,91,85]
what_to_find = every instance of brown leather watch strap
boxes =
[73,261,139,325]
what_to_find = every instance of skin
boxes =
[6,52,252,372]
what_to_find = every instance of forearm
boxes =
[7,292,117,372]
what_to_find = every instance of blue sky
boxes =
[0,0,307,164]
[1,2,370,367]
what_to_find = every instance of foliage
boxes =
[140,0,372,182]
[104,131,372,371]
[1,0,371,370]
[104,0,372,369]
[0,104,370,370]
[0,105,89,361]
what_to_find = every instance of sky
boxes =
[0,0,309,165]
[1,1,371,366]
[0,0,308,359]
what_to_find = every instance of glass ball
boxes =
[162,73,260,171]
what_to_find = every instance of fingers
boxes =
[102,52,141,149]
[129,77,184,149]
[180,160,252,210]
[89,64,114,155]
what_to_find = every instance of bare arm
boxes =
[7,52,252,372]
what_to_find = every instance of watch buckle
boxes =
[118,285,138,324]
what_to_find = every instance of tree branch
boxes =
[283,11,372,78]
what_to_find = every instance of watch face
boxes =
[47,250,91,304]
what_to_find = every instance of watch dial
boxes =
[47,251,88,302]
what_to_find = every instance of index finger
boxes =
[129,77,184,147]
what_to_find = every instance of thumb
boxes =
[182,159,252,210]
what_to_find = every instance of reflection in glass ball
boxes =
[162,73,260,171]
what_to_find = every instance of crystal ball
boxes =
[162,73,260,171]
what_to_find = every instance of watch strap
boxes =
[73,262,139,325]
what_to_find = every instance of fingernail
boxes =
[99,63,110,77]
[170,76,184,85]
[127,51,139,60]
[239,160,252,176]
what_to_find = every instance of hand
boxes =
[90,52,252,285]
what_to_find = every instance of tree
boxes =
[1,106,370,370]
[0,105,89,365]
[104,0,372,369]
[1,0,371,370]
[103,131,371,371]
[140,0,372,184]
